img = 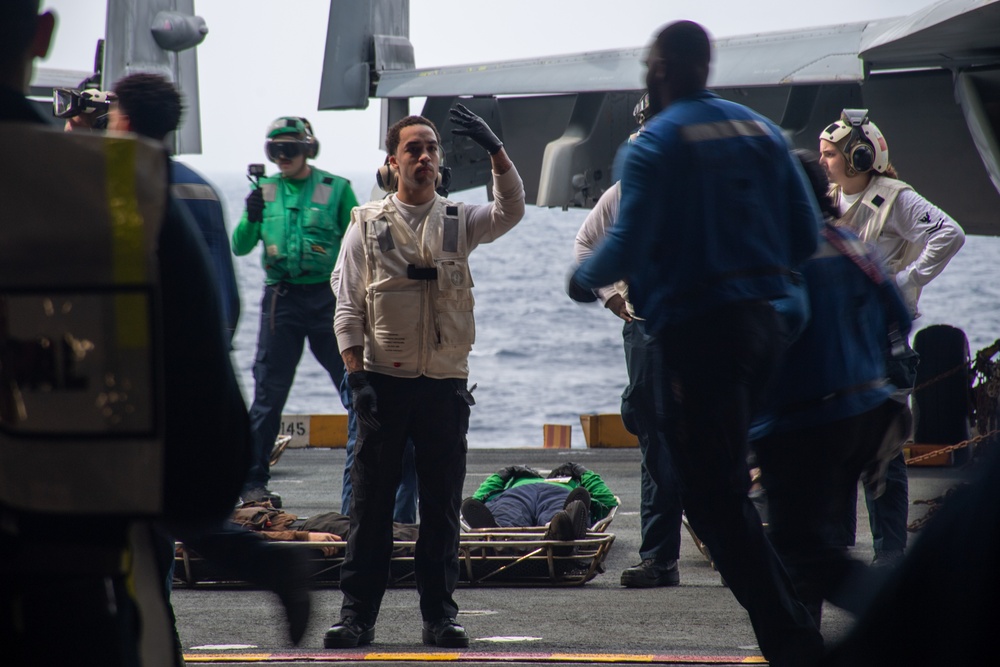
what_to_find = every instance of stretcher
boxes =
[173,502,617,588]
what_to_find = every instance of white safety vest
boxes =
[358,196,475,379]
[0,124,168,516]
[832,175,924,308]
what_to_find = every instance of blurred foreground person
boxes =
[574,97,685,588]
[823,444,999,666]
[819,109,965,565]
[108,71,312,650]
[569,20,824,666]
[110,72,241,347]
[753,150,912,627]
[0,3,251,665]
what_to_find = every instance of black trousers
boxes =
[339,373,469,625]
[756,400,902,625]
[655,301,823,667]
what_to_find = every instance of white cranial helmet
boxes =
[819,108,889,174]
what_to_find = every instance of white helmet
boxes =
[818,108,889,175]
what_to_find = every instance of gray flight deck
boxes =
[172,446,966,665]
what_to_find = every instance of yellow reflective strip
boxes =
[115,292,151,350]
[106,138,145,283]
[121,544,136,598]
[105,138,151,350]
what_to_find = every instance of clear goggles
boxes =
[265,139,307,161]
[52,88,114,119]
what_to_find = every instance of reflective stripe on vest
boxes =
[0,124,167,516]
[680,119,771,143]
[171,182,219,201]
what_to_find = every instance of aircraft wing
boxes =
[374,21,888,100]
[320,0,1000,235]
[861,0,1000,69]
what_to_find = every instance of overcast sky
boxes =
[39,0,930,176]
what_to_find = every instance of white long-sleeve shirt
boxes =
[573,182,622,306]
[838,186,965,300]
[334,166,525,353]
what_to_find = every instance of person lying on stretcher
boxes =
[461,462,618,549]
[231,502,419,557]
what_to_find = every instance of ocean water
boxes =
[206,169,1000,449]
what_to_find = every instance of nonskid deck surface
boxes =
[173,447,967,664]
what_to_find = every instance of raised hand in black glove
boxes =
[566,268,598,303]
[548,462,589,480]
[497,465,541,483]
[449,103,503,155]
[245,187,265,223]
[347,371,380,431]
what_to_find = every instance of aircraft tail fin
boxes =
[103,0,206,155]
[318,0,413,111]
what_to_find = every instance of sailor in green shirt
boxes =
[232,117,359,507]
[461,462,618,542]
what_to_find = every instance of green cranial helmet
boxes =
[264,116,319,161]
[266,116,308,140]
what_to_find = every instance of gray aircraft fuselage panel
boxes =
[325,0,1000,235]
[30,0,204,155]
[861,0,1000,70]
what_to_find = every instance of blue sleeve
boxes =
[159,199,252,530]
[785,149,822,266]
[574,139,660,289]
[204,203,241,346]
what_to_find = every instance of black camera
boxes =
[247,163,266,187]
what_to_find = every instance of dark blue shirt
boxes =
[170,161,241,347]
[575,91,821,332]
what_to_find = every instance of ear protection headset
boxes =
[842,109,875,173]
[297,117,320,159]
[819,109,889,176]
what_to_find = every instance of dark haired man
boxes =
[232,116,358,507]
[110,72,241,348]
[0,3,252,664]
[324,106,524,649]
[570,20,824,667]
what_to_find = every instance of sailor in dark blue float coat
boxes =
[570,21,823,667]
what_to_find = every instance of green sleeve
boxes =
[580,470,618,519]
[231,204,261,256]
[472,474,508,503]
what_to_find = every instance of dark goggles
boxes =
[265,139,307,161]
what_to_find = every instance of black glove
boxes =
[566,268,598,303]
[497,465,540,483]
[548,462,589,480]
[245,187,265,223]
[449,103,503,155]
[347,371,380,431]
